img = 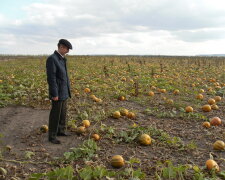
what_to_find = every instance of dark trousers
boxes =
[48,99,67,140]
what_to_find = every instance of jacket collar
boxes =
[54,50,66,61]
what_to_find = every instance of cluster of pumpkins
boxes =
[40,120,100,141]
[112,109,136,119]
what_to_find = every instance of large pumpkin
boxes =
[139,134,151,145]
[213,140,225,150]
[210,117,222,126]
[111,155,125,168]
[205,159,219,172]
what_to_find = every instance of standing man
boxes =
[46,39,72,144]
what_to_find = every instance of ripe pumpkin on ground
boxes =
[111,155,125,168]
[84,88,91,93]
[210,117,222,126]
[202,104,211,112]
[196,94,204,100]
[82,120,90,128]
[92,134,100,141]
[214,96,222,102]
[211,104,219,110]
[213,140,225,150]
[139,134,152,145]
[185,106,193,113]
[205,159,219,172]
[113,111,121,119]
[76,126,86,134]
[40,125,48,133]
[127,112,136,119]
[148,91,154,96]
[120,108,129,116]
[208,98,216,105]
[202,122,210,128]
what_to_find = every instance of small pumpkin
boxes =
[211,104,219,110]
[84,88,91,93]
[205,159,219,172]
[111,155,125,168]
[76,126,86,134]
[196,94,204,100]
[120,108,129,116]
[214,96,222,102]
[127,112,136,119]
[202,104,211,112]
[148,91,154,96]
[210,117,222,126]
[185,106,193,113]
[213,140,225,150]
[208,98,216,105]
[92,134,100,141]
[40,125,48,133]
[118,96,126,101]
[82,120,90,128]
[173,89,180,95]
[113,111,121,119]
[202,121,210,128]
[139,134,152,145]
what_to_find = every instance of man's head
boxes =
[57,39,73,56]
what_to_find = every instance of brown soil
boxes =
[0,104,224,179]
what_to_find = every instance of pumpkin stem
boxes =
[209,152,214,160]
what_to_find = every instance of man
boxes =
[46,39,72,144]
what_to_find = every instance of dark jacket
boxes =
[46,51,71,100]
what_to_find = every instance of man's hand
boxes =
[52,97,59,101]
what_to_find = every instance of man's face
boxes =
[58,44,69,56]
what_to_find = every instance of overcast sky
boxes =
[1,0,225,55]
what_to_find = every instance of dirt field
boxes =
[0,103,224,179]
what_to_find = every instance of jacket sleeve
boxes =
[46,56,58,97]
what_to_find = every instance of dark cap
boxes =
[58,39,73,49]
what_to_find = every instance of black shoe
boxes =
[57,132,71,136]
[49,138,61,144]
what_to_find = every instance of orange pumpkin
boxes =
[202,122,210,128]
[120,108,129,116]
[82,120,90,128]
[148,91,154,96]
[196,94,204,100]
[185,106,193,113]
[214,96,222,102]
[173,89,180,95]
[208,98,216,105]
[76,126,86,134]
[210,117,222,126]
[205,159,219,172]
[84,88,91,93]
[211,104,219,110]
[92,134,100,141]
[111,155,125,168]
[139,134,152,145]
[202,105,211,112]
[113,111,121,119]
[40,125,48,133]
[127,112,136,119]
